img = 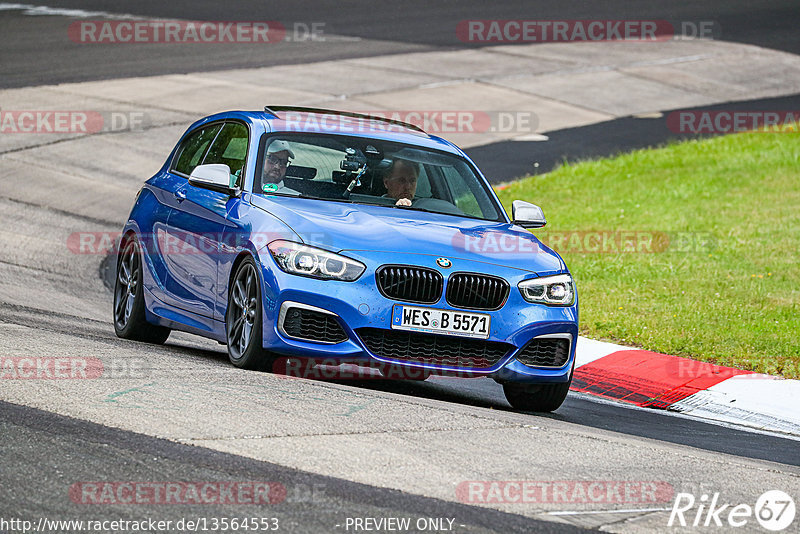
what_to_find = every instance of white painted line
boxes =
[548,507,671,516]
[632,112,664,119]
[513,133,549,141]
[627,53,713,67]
[0,3,140,18]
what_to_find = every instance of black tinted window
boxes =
[172,124,222,176]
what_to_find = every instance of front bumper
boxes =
[258,250,578,384]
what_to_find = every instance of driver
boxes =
[262,140,299,195]
[382,159,419,207]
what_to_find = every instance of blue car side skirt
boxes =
[143,285,227,343]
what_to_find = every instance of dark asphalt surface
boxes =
[465,92,800,182]
[21,0,800,51]
[1,0,798,88]
[0,400,584,534]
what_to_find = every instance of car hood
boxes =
[250,195,565,275]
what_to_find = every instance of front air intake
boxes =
[515,337,571,368]
[280,306,348,344]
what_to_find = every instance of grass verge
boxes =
[495,129,800,378]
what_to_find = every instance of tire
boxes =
[226,257,274,371]
[503,380,571,413]
[113,237,171,344]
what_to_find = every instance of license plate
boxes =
[391,305,490,339]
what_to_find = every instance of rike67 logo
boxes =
[669,490,795,531]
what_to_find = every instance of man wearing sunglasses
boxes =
[262,139,299,194]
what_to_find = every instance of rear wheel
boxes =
[503,380,571,412]
[113,237,171,344]
[226,257,274,371]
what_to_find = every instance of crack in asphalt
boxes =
[0,300,229,363]
[0,194,122,227]
[175,422,532,443]
[0,257,78,277]
[0,119,190,156]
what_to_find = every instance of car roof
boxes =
[193,108,465,156]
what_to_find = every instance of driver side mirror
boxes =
[188,164,239,195]
[512,200,546,228]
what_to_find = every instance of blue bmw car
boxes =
[114,107,578,412]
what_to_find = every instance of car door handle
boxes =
[174,189,186,202]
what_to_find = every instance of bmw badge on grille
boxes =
[436,257,452,268]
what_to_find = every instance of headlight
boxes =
[268,240,365,281]
[518,274,575,306]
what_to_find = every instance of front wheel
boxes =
[113,237,170,344]
[226,257,274,371]
[503,380,571,412]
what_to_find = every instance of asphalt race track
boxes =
[1,401,581,534]
[2,0,798,88]
[1,2,799,532]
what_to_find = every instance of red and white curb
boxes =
[572,337,800,437]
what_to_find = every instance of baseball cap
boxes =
[267,140,295,159]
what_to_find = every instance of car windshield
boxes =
[256,133,503,221]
